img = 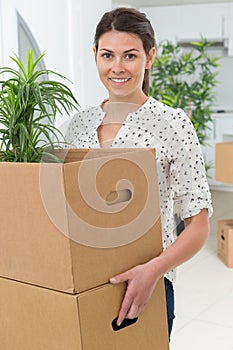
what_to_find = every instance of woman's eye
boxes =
[125,54,136,60]
[102,53,112,59]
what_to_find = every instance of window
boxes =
[17,11,47,75]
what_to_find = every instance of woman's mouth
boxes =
[109,78,131,86]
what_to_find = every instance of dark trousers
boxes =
[164,277,175,340]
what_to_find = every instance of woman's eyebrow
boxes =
[99,48,113,52]
[99,48,140,53]
[124,48,140,53]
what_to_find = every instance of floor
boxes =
[170,190,233,350]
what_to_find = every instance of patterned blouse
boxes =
[65,96,213,283]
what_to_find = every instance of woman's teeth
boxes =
[110,78,129,83]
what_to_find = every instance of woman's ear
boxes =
[146,47,156,69]
[93,46,97,62]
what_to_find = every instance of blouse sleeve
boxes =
[168,108,213,220]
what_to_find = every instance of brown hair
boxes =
[94,7,156,95]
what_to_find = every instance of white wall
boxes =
[0,0,111,125]
[68,0,111,108]
[0,0,19,68]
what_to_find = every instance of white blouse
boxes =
[65,96,213,283]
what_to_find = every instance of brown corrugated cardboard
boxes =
[218,219,233,268]
[215,142,233,184]
[0,276,169,350]
[0,148,163,293]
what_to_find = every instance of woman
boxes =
[65,7,212,338]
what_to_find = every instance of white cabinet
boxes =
[179,3,230,41]
[142,3,233,55]
[201,114,233,191]
[214,115,233,140]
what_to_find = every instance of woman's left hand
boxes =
[110,209,210,326]
[110,258,162,326]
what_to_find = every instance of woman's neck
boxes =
[108,92,149,106]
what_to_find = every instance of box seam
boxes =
[75,297,83,350]
[62,165,76,294]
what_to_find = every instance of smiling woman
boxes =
[93,31,155,104]
[65,7,213,342]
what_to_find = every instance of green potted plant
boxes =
[149,37,221,145]
[149,37,221,235]
[0,49,79,162]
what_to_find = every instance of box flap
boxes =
[62,148,162,292]
[0,162,74,293]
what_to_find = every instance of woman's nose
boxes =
[111,58,125,74]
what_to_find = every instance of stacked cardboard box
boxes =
[0,148,169,349]
[215,143,233,268]
[215,142,233,185]
[0,277,168,350]
[218,220,233,268]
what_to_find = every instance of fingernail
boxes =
[117,321,121,326]
[110,277,117,283]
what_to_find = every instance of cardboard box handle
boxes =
[111,317,138,331]
[221,234,225,240]
[106,189,132,206]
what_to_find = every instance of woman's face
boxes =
[94,30,155,103]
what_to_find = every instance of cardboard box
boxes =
[0,148,163,293]
[0,276,169,350]
[217,219,233,268]
[215,142,233,184]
